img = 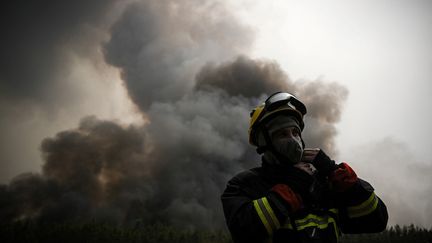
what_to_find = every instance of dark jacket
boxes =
[221,162,388,243]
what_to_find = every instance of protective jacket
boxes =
[221,161,388,243]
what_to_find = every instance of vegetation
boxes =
[340,224,432,243]
[1,221,431,243]
[0,221,230,243]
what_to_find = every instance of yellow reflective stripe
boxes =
[332,218,340,242]
[348,192,376,211]
[295,214,332,229]
[347,192,379,218]
[282,214,332,229]
[329,208,339,214]
[262,197,280,228]
[256,199,278,231]
[283,218,294,229]
[281,213,340,241]
[296,217,334,230]
[253,197,280,235]
[253,199,273,235]
[329,208,341,240]
[331,217,340,242]
[296,217,340,242]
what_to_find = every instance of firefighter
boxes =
[221,91,388,243]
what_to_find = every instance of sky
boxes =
[0,0,431,228]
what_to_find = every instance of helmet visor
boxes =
[265,92,307,115]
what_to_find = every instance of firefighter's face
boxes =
[270,126,303,164]
[270,126,302,143]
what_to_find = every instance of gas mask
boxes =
[259,115,304,165]
[272,136,303,165]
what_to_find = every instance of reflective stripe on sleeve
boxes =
[347,192,379,218]
[253,197,281,235]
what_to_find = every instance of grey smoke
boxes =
[194,57,348,156]
[0,0,348,229]
[195,56,290,98]
[103,0,253,112]
[345,137,432,228]
[0,116,150,224]
[0,0,124,182]
[0,0,118,110]
[296,81,349,155]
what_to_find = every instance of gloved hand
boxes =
[302,148,338,179]
[329,162,358,192]
[293,162,332,207]
[286,165,316,197]
[271,184,303,213]
[267,163,318,205]
[293,162,317,176]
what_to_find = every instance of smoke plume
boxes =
[296,81,349,154]
[0,0,128,182]
[195,56,290,98]
[345,137,432,228]
[0,0,118,110]
[194,57,348,154]
[0,0,348,229]
[1,117,149,224]
[103,0,253,111]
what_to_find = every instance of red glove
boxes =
[329,162,358,192]
[271,184,303,213]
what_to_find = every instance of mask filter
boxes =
[272,137,303,165]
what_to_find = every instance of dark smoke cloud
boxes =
[0,0,118,110]
[194,56,348,156]
[0,0,127,182]
[145,91,256,228]
[103,0,253,112]
[195,56,290,98]
[1,116,150,224]
[0,63,347,229]
[0,0,349,229]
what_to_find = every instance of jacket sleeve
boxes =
[220,172,290,243]
[336,178,389,234]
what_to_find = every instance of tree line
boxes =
[1,221,431,242]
